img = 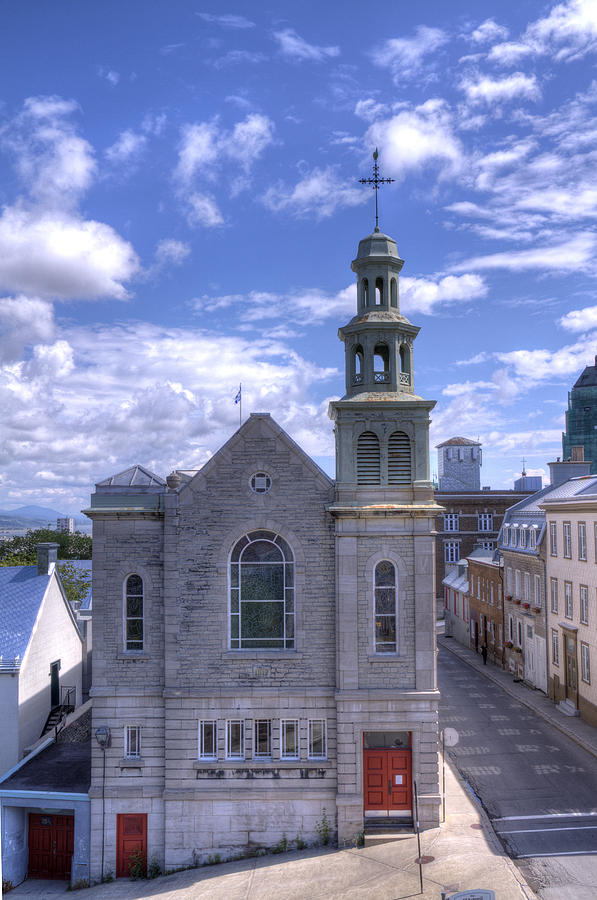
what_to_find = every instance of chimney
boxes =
[36,542,58,576]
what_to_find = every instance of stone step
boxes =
[557,699,580,717]
[364,829,414,847]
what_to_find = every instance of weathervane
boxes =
[358,148,395,231]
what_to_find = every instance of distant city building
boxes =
[57,516,75,533]
[514,474,542,492]
[436,437,481,491]
[562,356,597,473]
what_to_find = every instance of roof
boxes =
[510,475,597,515]
[573,357,597,389]
[0,739,91,793]
[436,437,481,448]
[443,563,468,593]
[58,559,92,610]
[96,464,165,489]
[0,567,51,663]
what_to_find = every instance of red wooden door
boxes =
[364,750,412,814]
[28,814,74,880]
[116,814,147,878]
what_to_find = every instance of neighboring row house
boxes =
[467,547,504,667]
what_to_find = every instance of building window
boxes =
[444,514,460,532]
[498,624,503,648]
[124,726,141,760]
[249,472,272,494]
[506,567,513,595]
[515,570,521,599]
[357,431,381,484]
[517,620,523,647]
[480,541,494,551]
[478,513,493,532]
[564,522,572,558]
[552,630,559,666]
[529,527,537,550]
[374,560,397,654]
[523,573,530,604]
[533,574,542,608]
[580,584,589,625]
[198,720,217,760]
[551,578,558,614]
[508,614,513,642]
[582,643,591,684]
[550,522,557,556]
[579,522,587,561]
[444,541,460,563]
[520,528,527,550]
[280,719,299,759]
[308,720,327,759]
[229,530,295,650]
[565,581,573,619]
[226,720,245,760]
[490,582,494,605]
[502,524,509,546]
[254,720,272,759]
[594,522,597,563]
[124,574,144,652]
[511,526,518,547]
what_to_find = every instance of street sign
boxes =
[444,727,459,747]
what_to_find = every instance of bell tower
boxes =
[328,151,442,842]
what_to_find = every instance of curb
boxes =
[439,637,597,762]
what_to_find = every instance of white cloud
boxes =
[0,206,139,300]
[262,166,366,219]
[198,13,255,28]
[213,50,266,69]
[154,239,191,267]
[487,41,534,65]
[105,129,147,164]
[560,305,597,332]
[490,0,597,65]
[226,114,276,171]
[175,122,219,183]
[451,232,597,275]
[354,99,390,122]
[460,72,541,105]
[185,193,224,227]
[496,335,597,382]
[0,296,55,363]
[97,67,120,86]
[274,29,340,62]
[373,26,448,82]
[468,19,509,44]
[365,100,464,180]
[400,273,488,315]
[456,351,490,366]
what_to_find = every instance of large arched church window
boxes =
[230,531,295,649]
[374,561,397,653]
[357,431,381,484]
[124,574,144,651]
[388,431,412,484]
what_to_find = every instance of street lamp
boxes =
[94,727,111,879]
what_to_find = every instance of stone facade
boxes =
[86,225,441,879]
[436,437,481,492]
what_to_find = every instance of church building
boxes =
[86,219,442,877]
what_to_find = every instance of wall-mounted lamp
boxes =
[94,726,111,749]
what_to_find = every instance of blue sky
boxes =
[1,0,597,513]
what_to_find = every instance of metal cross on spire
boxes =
[358,148,395,231]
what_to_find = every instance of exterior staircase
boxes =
[364,817,415,847]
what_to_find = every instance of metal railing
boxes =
[374,372,390,383]
[60,685,76,709]
[399,372,410,385]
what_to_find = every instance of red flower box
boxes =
[505,595,512,601]
[513,598,521,605]
[522,601,530,610]
[533,606,541,614]
[505,640,514,649]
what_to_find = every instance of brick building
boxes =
[467,547,504,666]
[85,224,442,879]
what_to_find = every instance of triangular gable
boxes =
[96,464,166,488]
[181,413,333,496]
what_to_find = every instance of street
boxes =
[439,643,597,897]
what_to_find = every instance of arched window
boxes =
[357,431,381,484]
[374,561,397,653]
[375,277,384,305]
[230,530,294,649]
[388,431,411,484]
[373,343,389,383]
[390,278,397,308]
[361,277,369,307]
[124,574,144,651]
[353,344,363,383]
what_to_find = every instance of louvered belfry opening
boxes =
[388,431,411,484]
[357,431,381,484]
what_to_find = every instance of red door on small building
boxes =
[364,750,412,815]
[116,814,147,878]
[28,814,74,880]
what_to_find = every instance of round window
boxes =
[249,472,272,494]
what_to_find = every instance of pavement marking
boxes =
[516,851,597,858]
[493,812,597,821]
[496,826,597,834]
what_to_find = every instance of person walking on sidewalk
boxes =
[481,644,488,665]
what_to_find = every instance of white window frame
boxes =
[523,572,530,604]
[308,719,327,760]
[565,581,573,619]
[582,642,591,684]
[511,526,518,547]
[254,719,272,759]
[579,522,587,561]
[280,719,300,760]
[506,567,513,595]
[498,623,503,649]
[552,629,559,666]
[520,527,527,550]
[478,513,493,532]
[517,620,523,647]
[534,574,542,608]
[551,578,558,614]
[529,527,537,550]
[444,514,460,532]
[515,570,521,599]
[444,541,459,563]
[124,725,141,760]
[198,720,217,760]
[508,614,513,642]
[226,719,245,760]
[550,522,557,556]
[490,582,494,606]
[580,584,589,625]
[564,522,572,559]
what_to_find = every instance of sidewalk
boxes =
[7,758,535,899]
[439,634,597,760]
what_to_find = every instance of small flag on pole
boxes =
[234,383,242,426]
[234,385,241,405]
